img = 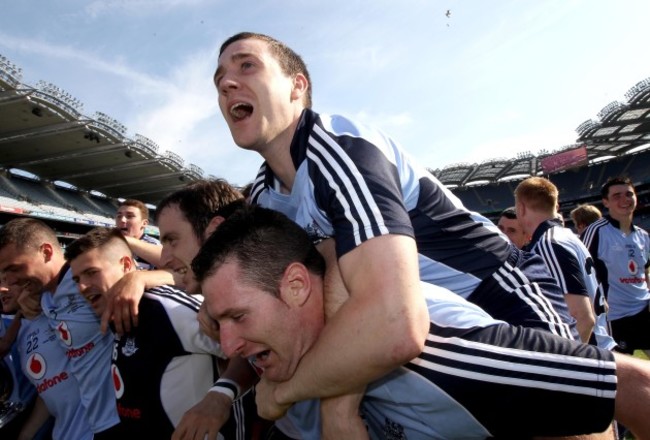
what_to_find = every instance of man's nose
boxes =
[219,324,245,358]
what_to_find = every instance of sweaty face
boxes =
[497,216,528,249]
[158,205,202,293]
[603,184,637,220]
[215,38,302,153]
[115,206,147,239]
[70,248,126,317]
[0,243,47,295]
[202,261,313,382]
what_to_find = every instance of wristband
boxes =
[209,378,241,401]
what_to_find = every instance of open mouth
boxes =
[249,350,271,370]
[230,102,253,122]
[84,293,102,307]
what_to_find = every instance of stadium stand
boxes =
[0,52,649,240]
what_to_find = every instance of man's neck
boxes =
[262,118,301,193]
[44,259,67,294]
[611,213,633,233]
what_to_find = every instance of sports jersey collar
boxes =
[57,263,70,289]
[528,218,563,247]
[258,108,317,190]
[605,214,640,232]
[289,108,317,170]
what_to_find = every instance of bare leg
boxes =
[614,352,650,440]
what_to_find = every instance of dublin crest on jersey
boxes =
[121,337,139,357]
[305,221,329,244]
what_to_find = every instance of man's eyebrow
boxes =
[212,306,240,322]
[214,52,255,85]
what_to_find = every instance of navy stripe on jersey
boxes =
[492,261,573,339]
[581,217,608,249]
[147,285,201,312]
[249,165,267,204]
[531,224,588,296]
[581,219,610,299]
[308,123,399,248]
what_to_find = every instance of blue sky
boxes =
[1,0,649,187]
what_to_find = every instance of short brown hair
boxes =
[0,218,59,253]
[155,179,244,242]
[65,227,128,262]
[515,177,558,213]
[118,199,149,221]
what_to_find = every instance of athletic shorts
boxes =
[610,305,650,354]
[404,321,617,438]
[468,247,578,340]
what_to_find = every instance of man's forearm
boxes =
[276,235,429,404]
[125,236,162,267]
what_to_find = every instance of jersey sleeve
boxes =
[539,241,588,296]
[42,282,119,433]
[308,118,415,258]
[145,288,225,358]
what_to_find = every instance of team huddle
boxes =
[2,32,650,440]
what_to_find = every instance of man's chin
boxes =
[262,366,294,383]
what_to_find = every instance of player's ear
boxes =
[40,243,54,262]
[204,216,226,240]
[121,255,135,273]
[280,262,311,307]
[290,73,309,103]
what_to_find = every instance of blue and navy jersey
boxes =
[250,109,574,339]
[1,314,36,407]
[110,286,224,438]
[250,109,510,299]
[40,266,119,433]
[581,215,650,320]
[17,315,93,440]
[528,219,616,350]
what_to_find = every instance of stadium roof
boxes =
[0,55,205,206]
[1,53,649,197]
[432,76,650,187]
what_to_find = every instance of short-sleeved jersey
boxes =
[527,219,616,350]
[581,215,650,320]
[250,109,574,337]
[250,109,510,298]
[1,314,36,406]
[110,286,225,438]
[17,315,93,440]
[40,266,119,433]
[285,282,615,439]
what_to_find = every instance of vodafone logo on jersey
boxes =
[56,321,72,346]
[26,353,47,380]
[112,364,125,399]
[628,259,638,275]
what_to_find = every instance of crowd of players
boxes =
[1,31,650,440]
